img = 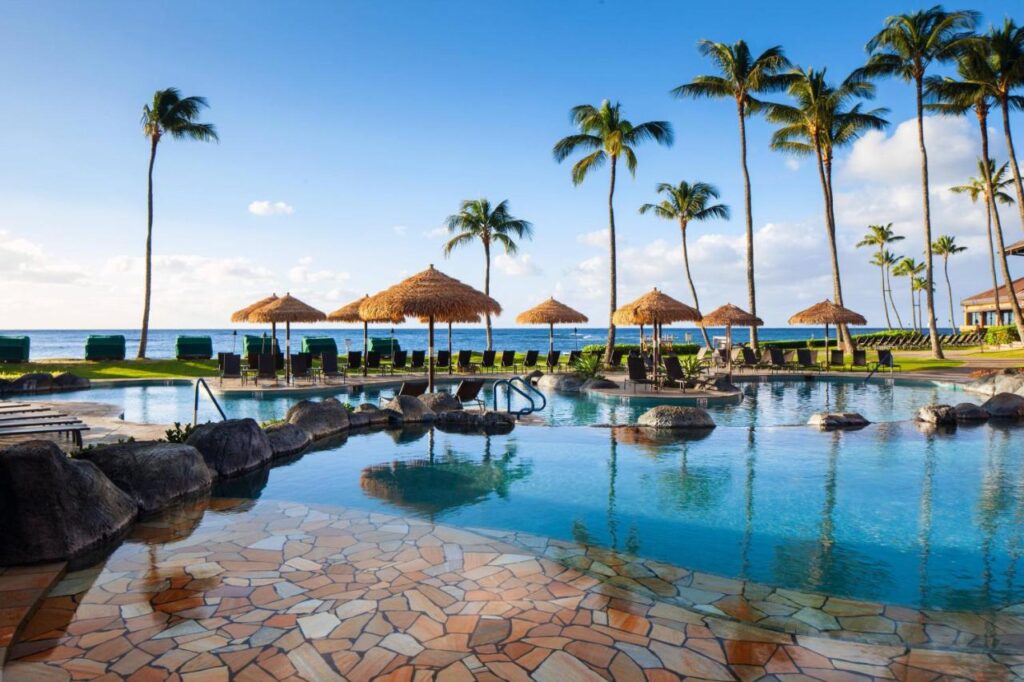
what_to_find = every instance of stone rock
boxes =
[696,375,738,392]
[478,411,516,434]
[953,402,989,422]
[380,408,404,425]
[536,373,583,393]
[354,403,390,426]
[965,369,1024,398]
[636,405,716,429]
[7,372,54,394]
[0,440,137,565]
[981,392,1024,419]
[434,410,516,435]
[582,378,618,390]
[264,423,312,458]
[52,373,91,392]
[80,441,212,514]
[523,370,544,383]
[186,418,273,478]
[347,411,371,428]
[914,404,956,425]
[286,398,350,440]
[419,392,463,413]
[382,395,435,422]
[808,412,870,430]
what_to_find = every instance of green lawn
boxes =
[963,348,1024,359]
[890,356,964,372]
[0,359,219,381]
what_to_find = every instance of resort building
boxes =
[960,239,1024,329]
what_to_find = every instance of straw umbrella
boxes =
[329,295,403,377]
[361,265,501,391]
[699,304,763,376]
[788,300,867,369]
[613,289,700,385]
[232,293,279,353]
[249,293,326,383]
[515,298,588,355]
[419,312,481,374]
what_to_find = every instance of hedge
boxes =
[985,325,1021,345]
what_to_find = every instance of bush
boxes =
[164,422,199,443]
[572,353,604,380]
[985,325,1020,345]
[580,343,701,356]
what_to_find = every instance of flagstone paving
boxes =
[2,499,1021,681]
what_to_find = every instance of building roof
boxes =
[1006,238,1024,257]
[961,277,1024,306]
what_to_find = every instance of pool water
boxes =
[215,421,1023,611]
[39,377,967,428]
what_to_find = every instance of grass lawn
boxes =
[0,359,219,381]
[963,348,1024,359]
[891,356,965,372]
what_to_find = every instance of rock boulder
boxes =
[536,374,583,393]
[434,410,516,434]
[808,412,870,430]
[286,398,350,440]
[981,392,1024,419]
[7,372,54,394]
[636,405,716,429]
[186,418,273,478]
[52,373,91,392]
[0,440,137,565]
[80,441,212,514]
[581,378,618,390]
[914,404,957,426]
[953,402,990,422]
[264,423,312,458]
[382,395,435,423]
[419,392,463,413]
[354,404,391,426]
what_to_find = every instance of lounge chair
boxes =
[739,347,761,372]
[566,350,581,370]
[795,348,822,372]
[479,350,497,372]
[0,417,89,447]
[695,346,711,368]
[347,351,363,373]
[714,348,730,369]
[456,350,474,373]
[624,355,655,392]
[519,350,539,373]
[662,355,687,390]
[546,350,562,372]
[391,350,408,374]
[290,354,312,383]
[364,351,383,375]
[828,349,844,368]
[410,350,426,372]
[453,379,486,409]
[436,350,451,371]
[378,380,429,405]
[874,349,902,372]
[246,350,260,371]
[500,350,516,371]
[848,349,869,371]
[220,353,242,385]
[256,353,278,385]
[765,348,789,373]
[321,353,344,383]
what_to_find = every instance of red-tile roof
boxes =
[961,277,1024,305]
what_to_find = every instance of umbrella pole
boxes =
[285,321,292,385]
[549,323,554,357]
[654,321,660,388]
[428,316,435,392]
[825,323,830,370]
[448,322,453,375]
[726,324,733,378]
[363,321,368,378]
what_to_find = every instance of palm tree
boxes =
[138,88,218,359]
[553,101,673,362]
[926,39,1024,340]
[950,160,1015,317]
[863,6,978,358]
[639,181,729,347]
[872,249,905,328]
[985,19,1024,229]
[672,40,793,351]
[443,199,533,350]
[894,257,926,332]
[857,224,906,329]
[767,67,888,350]
[932,235,967,331]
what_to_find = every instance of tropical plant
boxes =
[553,100,673,363]
[443,198,533,350]
[672,40,793,351]
[894,257,926,331]
[862,6,978,358]
[676,354,706,386]
[926,38,1024,340]
[858,224,905,329]
[767,67,888,350]
[572,353,604,381]
[138,88,217,359]
[950,159,1015,315]
[932,235,967,331]
[164,421,199,443]
[639,181,729,347]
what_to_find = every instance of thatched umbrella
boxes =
[419,312,481,375]
[329,295,403,377]
[700,304,763,376]
[788,300,867,369]
[361,265,501,391]
[232,293,279,353]
[249,293,326,383]
[516,298,588,355]
[613,289,701,384]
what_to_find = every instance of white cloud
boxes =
[392,224,408,235]
[248,200,294,216]
[494,252,541,276]
[287,256,351,286]
[0,231,86,284]
[785,158,800,171]
[576,229,609,248]
[423,226,449,239]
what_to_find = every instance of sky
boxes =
[0,0,1021,330]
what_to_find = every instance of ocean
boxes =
[1,326,949,360]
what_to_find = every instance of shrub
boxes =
[164,422,199,443]
[985,325,1020,345]
[580,343,701,356]
[572,353,604,380]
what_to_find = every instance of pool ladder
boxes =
[492,377,547,418]
[193,378,228,426]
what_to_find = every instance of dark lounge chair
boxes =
[606,349,625,371]
[796,348,822,372]
[365,351,382,374]
[519,350,539,372]
[479,350,497,372]
[391,350,408,374]
[828,349,844,368]
[874,349,902,372]
[546,350,562,372]
[410,350,426,372]
[290,354,312,383]
[219,353,242,385]
[662,355,687,390]
[256,353,278,385]
[347,351,363,373]
[321,353,344,383]
[436,350,451,371]
[378,380,429,405]
[848,349,869,371]
[765,347,789,373]
[456,349,474,373]
[500,350,516,371]
[624,355,655,392]
[453,379,486,409]
[739,347,761,372]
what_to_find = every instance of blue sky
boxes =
[0,0,1020,329]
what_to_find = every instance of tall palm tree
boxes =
[926,40,1024,340]
[894,257,926,331]
[950,160,1015,317]
[863,6,978,358]
[767,67,888,350]
[672,40,793,351]
[985,20,1024,229]
[443,199,533,350]
[553,101,673,362]
[872,249,905,328]
[932,235,967,331]
[138,88,218,359]
[639,181,730,347]
[857,224,906,329]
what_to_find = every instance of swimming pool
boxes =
[39,376,967,427]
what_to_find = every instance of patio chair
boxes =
[410,350,426,372]
[796,348,822,372]
[479,350,497,372]
[256,353,278,385]
[695,346,711,368]
[456,350,474,373]
[828,349,845,368]
[765,347,789,373]
[519,350,539,372]
[246,350,260,371]
[848,349,869,371]
[453,379,486,409]
[661,355,687,391]
[714,348,730,369]
[347,351,363,373]
[546,350,562,372]
[378,380,429,405]
[873,349,902,372]
[219,353,242,385]
[566,350,581,369]
[500,350,516,371]
[624,355,655,392]
[290,354,312,384]
[739,347,761,372]
[321,353,344,383]
[436,350,451,371]
[391,350,408,374]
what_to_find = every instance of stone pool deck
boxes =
[3,499,1021,681]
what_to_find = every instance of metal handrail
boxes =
[193,378,227,426]
[492,379,534,417]
[511,376,547,412]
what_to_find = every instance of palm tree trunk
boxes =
[737,100,758,351]
[823,156,852,351]
[137,135,158,359]
[880,260,892,329]
[1001,96,1024,231]
[943,256,955,332]
[680,219,711,348]
[814,148,852,352]
[483,240,493,351]
[887,266,904,329]
[605,156,618,364]
[915,77,943,358]
[981,118,1024,341]
[984,192,1002,318]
